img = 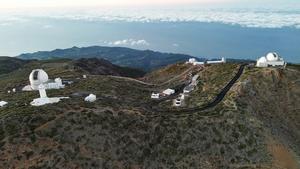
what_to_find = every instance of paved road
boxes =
[143,64,247,117]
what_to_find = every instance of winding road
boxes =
[143,64,247,117]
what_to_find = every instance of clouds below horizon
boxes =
[1,7,300,29]
[42,8,300,29]
[104,39,150,47]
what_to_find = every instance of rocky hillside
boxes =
[0,61,299,169]
[235,66,300,167]
[17,46,193,71]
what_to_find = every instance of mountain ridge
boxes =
[17,46,194,71]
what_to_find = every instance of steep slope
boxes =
[17,46,192,71]
[236,66,300,157]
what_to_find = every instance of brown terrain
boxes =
[0,58,299,169]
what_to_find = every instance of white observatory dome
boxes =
[266,52,279,61]
[257,56,267,63]
[29,69,49,90]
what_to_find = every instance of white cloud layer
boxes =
[106,39,150,46]
[1,8,300,29]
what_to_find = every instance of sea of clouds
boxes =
[1,7,300,29]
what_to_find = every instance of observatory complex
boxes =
[23,69,65,91]
[24,69,68,106]
[256,52,286,68]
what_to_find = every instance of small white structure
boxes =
[183,85,195,93]
[7,90,11,94]
[256,52,286,68]
[187,58,205,65]
[174,98,182,107]
[191,75,199,86]
[46,78,65,89]
[85,94,97,102]
[163,89,175,96]
[30,84,68,106]
[151,93,160,99]
[179,93,185,100]
[83,75,87,79]
[207,57,226,64]
[0,101,8,107]
[12,88,16,93]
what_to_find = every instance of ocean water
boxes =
[0,17,299,63]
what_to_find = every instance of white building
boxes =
[256,52,286,68]
[24,69,65,91]
[191,75,199,86]
[207,57,226,64]
[187,58,205,65]
[46,78,65,89]
[179,93,185,100]
[30,84,68,106]
[0,101,8,107]
[183,85,195,93]
[151,93,160,99]
[85,94,97,102]
[163,89,175,96]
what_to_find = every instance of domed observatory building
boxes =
[29,69,49,90]
[23,69,65,91]
[256,52,286,68]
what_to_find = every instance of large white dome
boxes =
[266,52,279,61]
[29,69,49,90]
[257,56,267,63]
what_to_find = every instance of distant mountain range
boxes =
[0,57,145,78]
[17,46,194,71]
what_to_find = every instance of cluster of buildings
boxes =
[22,69,65,91]
[151,52,286,108]
[187,57,226,65]
[25,69,69,106]
[150,74,200,107]
[0,69,96,108]
[173,74,200,107]
[151,88,175,99]
[188,53,286,68]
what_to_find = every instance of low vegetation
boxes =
[0,59,299,168]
